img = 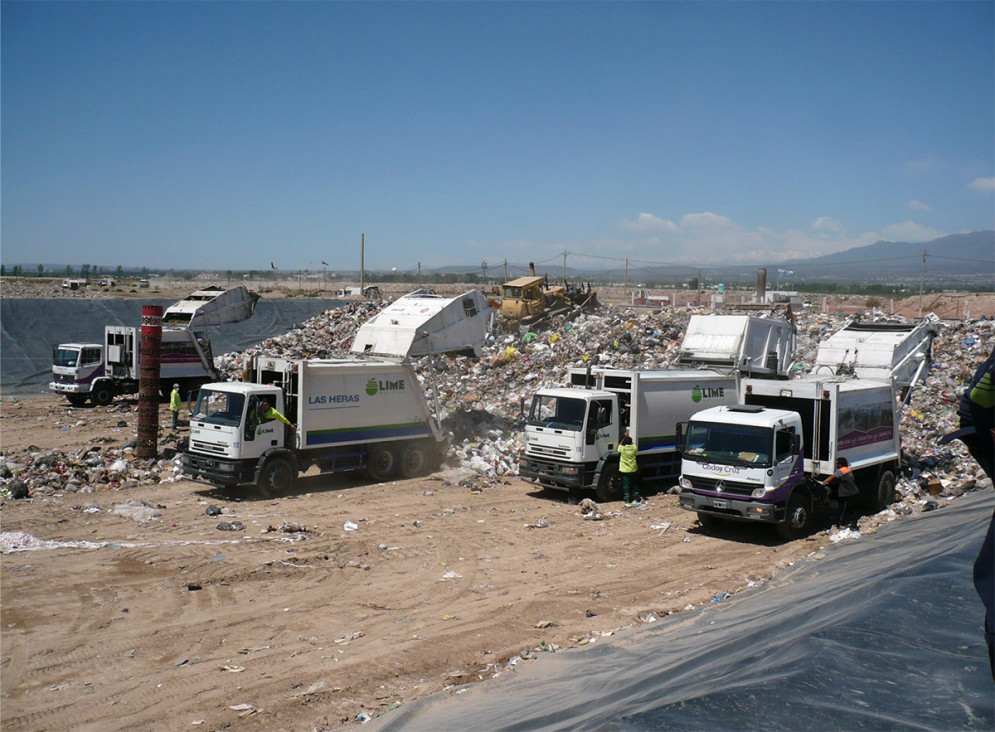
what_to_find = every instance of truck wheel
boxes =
[595,465,623,502]
[777,491,810,540]
[91,384,114,406]
[365,445,397,482]
[875,470,897,511]
[67,394,88,407]
[400,442,430,479]
[258,457,295,497]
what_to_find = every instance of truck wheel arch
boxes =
[91,381,115,406]
[777,488,812,540]
[365,444,398,482]
[256,451,297,497]
[595,457,623,502]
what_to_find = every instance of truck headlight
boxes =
[562,465,579,475]
[679,475,692,489]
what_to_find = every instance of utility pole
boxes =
[562,250,567,281]
[504,259,508,281]
[360,233,365,295]
[625,257,629,289]
[919,249,926,317]
[418,261,422,289]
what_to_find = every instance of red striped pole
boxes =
[136,305,163,458]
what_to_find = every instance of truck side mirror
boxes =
[675,423,685,454]
[791,434,800,453]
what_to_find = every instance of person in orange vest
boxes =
[820,456,859,503]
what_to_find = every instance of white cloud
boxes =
[878,221,945,242]
[907,199,932,212]
[611,211,949,263]
[812,217,847,235]
[620,212,679,234]
[968,177,995,192]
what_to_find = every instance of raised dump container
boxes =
[812,316,939,395]
[673,314,796,378]
[350,289,493,358]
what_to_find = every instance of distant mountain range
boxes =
[780,230,994,280]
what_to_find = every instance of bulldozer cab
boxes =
[501,275,547,319]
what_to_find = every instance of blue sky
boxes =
[2,1,993,274]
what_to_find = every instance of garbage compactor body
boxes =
[182,356,446,493]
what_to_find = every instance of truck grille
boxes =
[684,476,757,496]
[190,439,228,455]
[54,373,75,385]
[526,444,570,458]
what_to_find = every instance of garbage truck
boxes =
[50,285,259,406]
[676,375,901,538]
[517,314,796,501]
[182,355,447,494]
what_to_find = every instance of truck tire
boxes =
[777,491,811,540]
[67,394,88,407]
[258,457,296,497]
[91,383,114,406]
[595,465,623,502]
[875,470,897,512]
[365,445,397,482]
[400,442,431,479]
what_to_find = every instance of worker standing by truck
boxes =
[618,434,642,506]
[170,383,182,430]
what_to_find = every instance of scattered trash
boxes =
[205,505,221,516]
[344,521,359,531]
[112,499,161,524]
[441,571,463,580]
[216,521,245,532]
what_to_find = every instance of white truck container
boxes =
[520,367,739,500]
[677,375,901,538]
[50,285,259,406]
[350,289,493,358]
[673,314,797,377]
[812,317,939,400]
[182,356,446,494]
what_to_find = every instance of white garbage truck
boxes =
[518,314,797,501]
[677,375,901,538]
[50,285,259,406]
[182,355,447,494]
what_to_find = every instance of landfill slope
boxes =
[371,489,995,731]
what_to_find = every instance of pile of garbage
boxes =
[2,297,992,525]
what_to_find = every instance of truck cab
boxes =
[521,387,620,489]
[50,343,104,405]
[185,383,288,486]
[678,405,805,531]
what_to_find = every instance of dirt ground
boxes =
[0,396,835,730]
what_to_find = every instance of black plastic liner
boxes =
[373,491,995,731]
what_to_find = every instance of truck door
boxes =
[772,427,798,490]
[585,399,617,455]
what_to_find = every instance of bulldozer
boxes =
[497,263,598,326]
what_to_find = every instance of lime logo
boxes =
[692,385,703,403]
[365,379,379,396]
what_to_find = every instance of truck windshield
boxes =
[528,394,586,431]
[54,348,81,367]
[683,422,772,467]
[192,390,245,427]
